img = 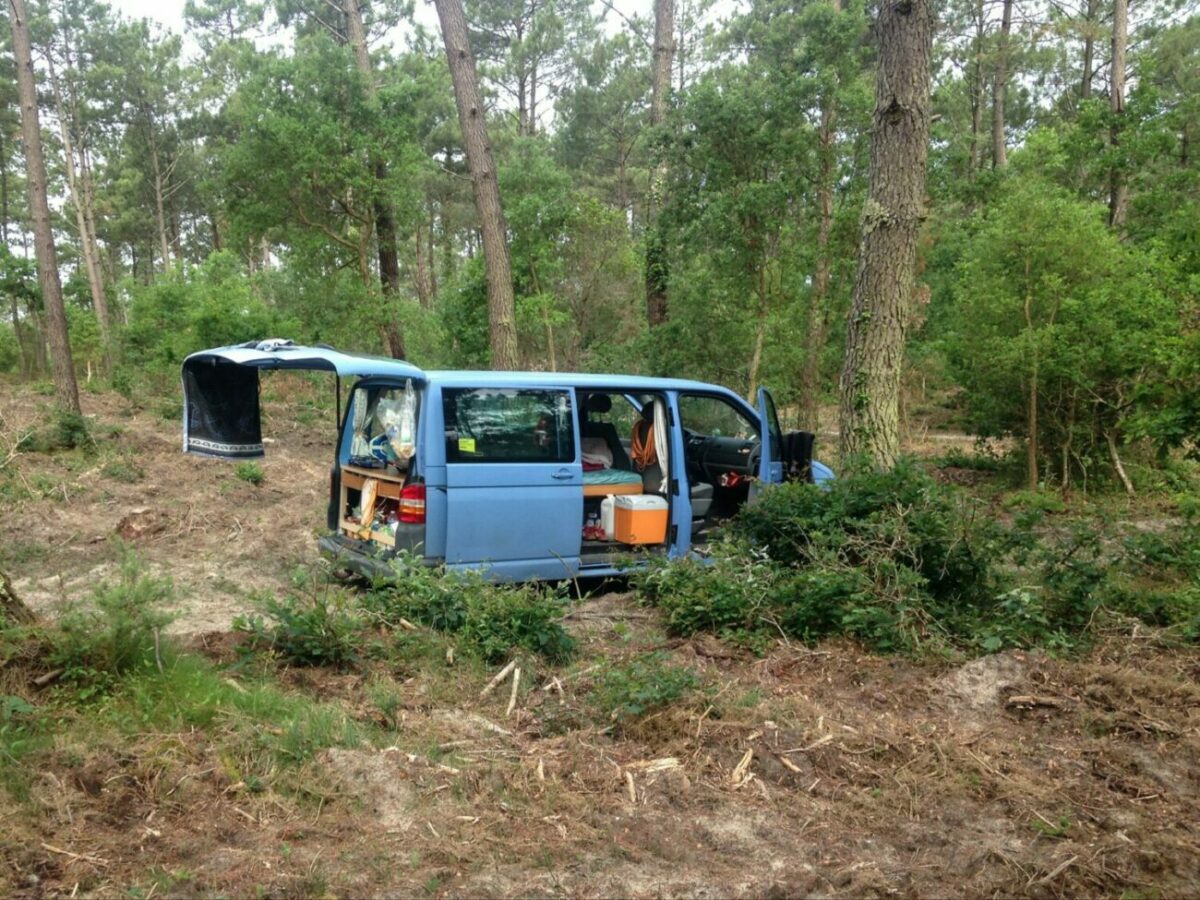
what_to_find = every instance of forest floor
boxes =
[1,378,1198,898]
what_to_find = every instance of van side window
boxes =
[444,389,575,463]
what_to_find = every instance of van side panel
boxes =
[438,384,583,580]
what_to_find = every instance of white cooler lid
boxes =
[613,494,668,511]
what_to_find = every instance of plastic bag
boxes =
[374,380,417,464]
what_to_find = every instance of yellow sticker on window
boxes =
[458,437,477,454]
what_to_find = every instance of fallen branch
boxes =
[730,748,754,785]
[40,843,108,867]
[506,667,521,717]
[480,660,517,698]
[1032,854,1079,887]
[33,668,64,688]
[1006,695,1063,710]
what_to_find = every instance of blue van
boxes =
[182,341,832,582]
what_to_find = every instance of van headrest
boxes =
[586,394,612,414]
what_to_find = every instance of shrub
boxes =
[367,558,575,664]
[234,589,363,668]
[235,462,264,486]
[17,409,95,454]
[50,552,174,695]
[592,652,699,724]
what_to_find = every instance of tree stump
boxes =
[0,569,36,625]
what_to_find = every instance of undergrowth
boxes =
[637,460,1200,655]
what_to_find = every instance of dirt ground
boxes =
[2,380,1199,898]
[1,378,332,633]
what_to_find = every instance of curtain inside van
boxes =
[653,397,669,482]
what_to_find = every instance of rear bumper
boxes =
[317,530,435,581]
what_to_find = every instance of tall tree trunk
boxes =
[146,118,172,272]
[991,0,1013,169]
[968,0,985,175]
[837,0,934,468]
[1108,0,1128,229]
[344,0,406,359]
[47,58,110,369]
[9,0,80,413]
[413,221,434,309]
[644,0,675,328]
[435,0,519,370]
[9,294,28,378]
[1024,258,1039,490]
[0,123,8,244]
[799,46,840,433]
[1080,0,1097,100]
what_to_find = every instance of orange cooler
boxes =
[613,495,669,545]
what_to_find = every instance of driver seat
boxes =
[634,404,714,520]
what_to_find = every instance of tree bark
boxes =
[837,0,934,468]
[1080,0,1097,101]
[146,116,173,272]
[644,0,675,328]
[9,0,80,413]
[991,0,1013,169]
[47,55,110,369]
[1108,0,1128,229]
[799,49,840,433]
[0,123,8,244]
[968,0,985,175]
[344,0,406,359]
[435,0,520,370]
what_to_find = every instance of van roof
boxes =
[184,342,748,400]
[418,370,738,395]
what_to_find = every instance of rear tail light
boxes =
[399,483,426,524]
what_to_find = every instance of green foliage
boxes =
[101,456,145,483]
[234,589,364,668]
[18,408,95,454]
[591,652,699,724]
[235,461,264,486]
[638,462,1200,656]
[49,551,175,695]
[122,252,297,372]
[940,177,1183,488]
[366,557,576,664]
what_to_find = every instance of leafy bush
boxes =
[736,460,996,608]
[50,552,174,695]
[592,652,699,724]
[18,408,95,454]
[235,461,265,486]
[234,589,363,668]
[367,557,575,664]
[637,461,1200,656]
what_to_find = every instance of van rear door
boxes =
[181,341,425,458]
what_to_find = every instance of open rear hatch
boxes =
[181,340,425,459]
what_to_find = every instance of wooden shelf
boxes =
[340,518,396,548]
[341,466,404,500]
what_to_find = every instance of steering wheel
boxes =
[746,442,761,476]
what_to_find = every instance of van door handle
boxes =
[551,468,575,480]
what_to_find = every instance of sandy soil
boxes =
[1,377,332,633]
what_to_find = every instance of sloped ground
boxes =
[1,377,332,633]
[1,380,1198,898]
